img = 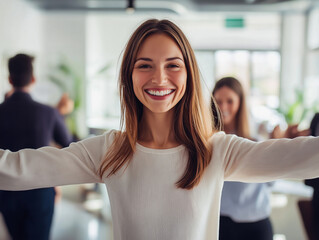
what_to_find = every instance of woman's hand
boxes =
[271,124,310,139]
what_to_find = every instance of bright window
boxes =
[195,49,281,110]
[195,49,282,137]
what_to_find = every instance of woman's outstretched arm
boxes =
[0,131,115,190]
[212,132,319,183]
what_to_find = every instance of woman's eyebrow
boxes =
[166,57,184,61]
[135,57,184,62]
[135,58,152,62]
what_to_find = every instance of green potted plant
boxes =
[48,57,85,139]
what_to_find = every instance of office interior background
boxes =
[1,0,319,239]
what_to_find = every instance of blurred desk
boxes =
[270,180,313,240]
[271,179,313,198]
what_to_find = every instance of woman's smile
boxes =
[145,89,175,97]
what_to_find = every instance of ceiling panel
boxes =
[192,0,293,4]
[23,0,316,13]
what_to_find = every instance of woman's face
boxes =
[132,33,187,114]
[214,86,240,126]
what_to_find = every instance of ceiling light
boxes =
[126,0,135,13]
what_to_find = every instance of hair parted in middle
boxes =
[99,18,222,189]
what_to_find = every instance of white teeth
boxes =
[147,90,173,96]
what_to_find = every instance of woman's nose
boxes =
[219,102,226,111]
[152,67,167,85]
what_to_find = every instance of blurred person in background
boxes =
[0,53,73,240]
[213,77,310,240]
[212,77,274,240]
[303,112,319,239]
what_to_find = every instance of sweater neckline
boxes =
[136,142,185,154]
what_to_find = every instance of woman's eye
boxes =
[137,64,151,69]
[167,64,181,70]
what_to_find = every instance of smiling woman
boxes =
[100,19,216,189]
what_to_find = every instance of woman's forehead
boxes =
[136,33,183,58]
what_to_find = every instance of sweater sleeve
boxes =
[212,132,319,183]
[0,130,115,190]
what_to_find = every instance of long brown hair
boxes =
[99,19,222,189]
[212,77,250,139]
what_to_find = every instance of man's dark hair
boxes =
[8,53,34,88]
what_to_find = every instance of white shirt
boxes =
[220,182,272,222]
[1,130,319,240]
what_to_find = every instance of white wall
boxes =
[0,0,43,101]
[280,13,306,108]
[304,7,319,115]
[29,11,87,104]
[175,13,280,50]
[307,8,319,50]
[41,12,86,74]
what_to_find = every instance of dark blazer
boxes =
[305,113,319,188]
[0,91,72,150]
[0,91,73,238]
[310,113,319,137]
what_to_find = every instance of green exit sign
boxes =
[225,18,245,28]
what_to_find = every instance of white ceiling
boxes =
[23,0,318,14]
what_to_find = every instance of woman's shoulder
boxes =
[103,129,120,140]
[209,131,254,151]
[208,131,231,151]
[78,129,120,149]
[209,131,236,142]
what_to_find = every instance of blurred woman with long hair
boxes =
[213,77,273,240]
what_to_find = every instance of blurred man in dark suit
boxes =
[0,53,73,240]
